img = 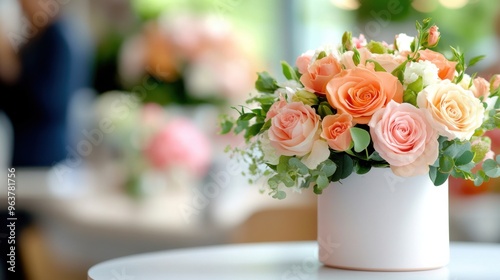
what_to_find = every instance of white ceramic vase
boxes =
[317,167,449,271]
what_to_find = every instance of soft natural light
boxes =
[439,0,469,9]
[330,0,360,10]
[412,0,438,13]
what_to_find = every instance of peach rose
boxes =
[266,99,287,121]
[418,49,457,80]
[267,102,329,168]
[490,74,500,92]
[340,47,372,70]
[471,77,490,99]
[369,101,439,177]
[296,51,313,74]
[370,53,406,73]
[321,113,353,151]
[417,80,485,141]
[300,55,342,94]
[326,66,403,124]
[427,25,440,47]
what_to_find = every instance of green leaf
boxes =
[220,120,233,134]
[483,159,500,178]
[260,119,272,132]
[234,119,249,134]
[318,102,334,118]
[365,59,387,72]
[352,48,361,66]
[289,157,309,175]
[239,113,256,121]
[403,89,418,106]
[455,150,474,166]
[407,76,423,94]
[332,154,354,181]
[277,156,290,173]
[369,151,386,162]
[281,61,300,81]
[429,166,449,186]
[245,122,265,138]
[341,31,353,51]
[272,190,287,200]
[354,160,371,174]
[366,41,386,54]
[317,175,329,191]
[350,127,370,153]
[317,51,327,60]
[443,141,470,158]
[439,155,455,173]
[391,60,408,83]
[468,55,485,67]
[255,72,279,93]
[319,159,337,177]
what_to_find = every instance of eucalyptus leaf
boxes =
[439,155,454,173]
[350,127,370,153]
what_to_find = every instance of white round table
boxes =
[88,241,500,280]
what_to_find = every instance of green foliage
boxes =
[281,61,300,82]
[255,72,279,93]
[350,127,370,153]
[219,17,500,199]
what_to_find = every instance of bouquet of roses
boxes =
[220,19,500,199]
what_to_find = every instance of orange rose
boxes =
[300,55,342,95]
[321,113,353,151]
[326,67,403,124]
[418,49,457,81]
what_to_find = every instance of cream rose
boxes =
[326,66,403,124]
[267,102,329,168]
[369,101,439,177]
[417,80,485,141]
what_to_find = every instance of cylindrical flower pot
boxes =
[318,167,449,271]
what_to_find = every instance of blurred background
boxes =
[0,0,500,279]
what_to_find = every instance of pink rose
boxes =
[418,49,457,80]
[471,77,490,99]
[145,118,212,177]
[266,98,288,121]
[141,103,166,130]
[368,101,439,177]
[268,102,321,156]
[353,34,367,48]
[321,113,353,151]
[296,51,313,74]
[427,25,440,47]
[300,55,342,95]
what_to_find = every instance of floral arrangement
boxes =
[119,13,258,106]
[92,92,212,197]
[221,19,500,199]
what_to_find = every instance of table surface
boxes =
[88,241,500,280]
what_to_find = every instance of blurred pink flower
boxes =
[145,118,212,177]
